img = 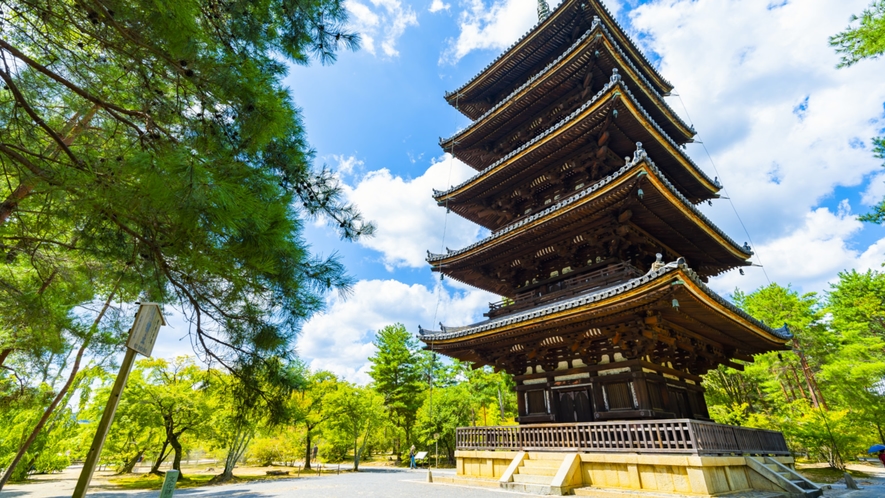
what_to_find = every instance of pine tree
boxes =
[0,0,373,372]
[368,324,424,460]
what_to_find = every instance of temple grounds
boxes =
[2,462,885,497]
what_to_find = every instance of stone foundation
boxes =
[455,450,803,497]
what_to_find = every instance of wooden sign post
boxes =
[159,469,180,497]
[72,303,165,498]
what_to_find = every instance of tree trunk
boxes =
[304,429,312,470]
[0,348,11,368]
[117,449,144,474]
[497,387,506,419]
[356,420,372,471]
[150,441,170,475]
[353,434,359,471]
[788,365,809,401]
[219,425,251,481]
[0,334,90,489]
[0,104,99,227]
[169,432,183,479]
[0,181,36,226]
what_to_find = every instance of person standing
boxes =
[409,445,417,469]
[879,450,885,467]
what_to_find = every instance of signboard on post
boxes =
[73,302,166,498]
[126,303,166,357]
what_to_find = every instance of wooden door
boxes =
[557,389,593,422]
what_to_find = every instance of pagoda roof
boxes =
[427,152,751,294]
[418,261,791,357]
[439,19,694,155]
[445,0,673,120]
[433,78,720,230]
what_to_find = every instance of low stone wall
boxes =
[455,450,519,480]
[454,450,796,496]
[573,453,794,495]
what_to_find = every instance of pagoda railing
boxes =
[456,420,789,456]
[486,262,643,318]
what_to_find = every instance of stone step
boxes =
[513,473,554,485]
[521,459,562,470]
[516,465,559,477]
[501,482,554,495]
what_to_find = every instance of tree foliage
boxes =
[705,273,885,469]
[368,323,423,457]
[830,0,885,67]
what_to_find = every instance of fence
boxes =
[456,419,789,456]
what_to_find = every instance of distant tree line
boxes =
[0,323,518,483]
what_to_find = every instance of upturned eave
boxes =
[439,20,694,154]
[418,263,790,354]
[426,153,751,294]
[444,0,674,118]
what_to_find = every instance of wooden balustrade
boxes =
[487,262,644,318]
[456,420,789,456]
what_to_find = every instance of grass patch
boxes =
[795,466,872,484]
[107,469,324,490]
[108,473,215,490]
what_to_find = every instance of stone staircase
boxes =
[746,456,823,497]
[500,453,574,495]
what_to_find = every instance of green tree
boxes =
[288,368,339,470]
[826,271,885,443]
[830,1,885,67]
[368,324,423,460]
[128,357,211,478]
[207,358,303,482]
[0,0,373,387]
[325,383,385,471]
[831,2,885,223]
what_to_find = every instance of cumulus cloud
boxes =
[710,201,885,296]
[332,154,365,176]
[430,0,451,13]
[617,0,885,293]
[297,279,496,383]
[341,153,484,269]
[440,0,565,64]
[346,0,418,57]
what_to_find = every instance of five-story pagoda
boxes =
[418,0,792,426]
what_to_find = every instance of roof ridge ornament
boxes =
[591,15,601,29]
[537,0,550,21]
[610,67,621,84]
[633,142,647,162]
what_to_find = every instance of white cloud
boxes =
[332,154,364,176]
[441,0,565,64]
[620,0,885,294]
[297,279,496,383]
[341,153,484,269]
[346,0,418,57]
[710,201,885,295]
[862,171,885,207]
[430,0,451,13]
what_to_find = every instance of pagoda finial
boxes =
[537,0,550,21]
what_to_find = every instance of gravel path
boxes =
[2,467,530,498]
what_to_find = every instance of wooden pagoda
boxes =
[418,0,792,426]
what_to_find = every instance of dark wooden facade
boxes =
[419,0,791,425]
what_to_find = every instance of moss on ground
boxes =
[795,466,873,484]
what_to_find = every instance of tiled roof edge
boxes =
[439,19,692,150]
[433,76,715,201]
[417,262,791,342]
[427,145,749,263]
[444,0,672,101]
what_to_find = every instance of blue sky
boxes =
[155,0,885,382]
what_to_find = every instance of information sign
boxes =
[125,303,166,357]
